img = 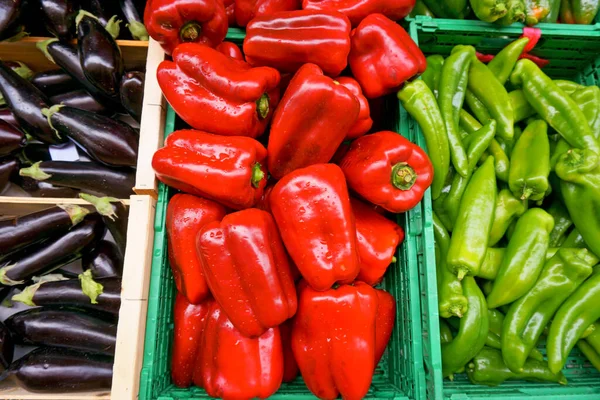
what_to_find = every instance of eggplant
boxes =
[31,69,79,96]
[0,0,21,39]
[16,177,81,198]
[0,204,90,258]
[0,119,25,157]
[0,214,105,285]
[120,71,144,122]
[119,0,148,40]
[18,143,52,165]
[36,39,120,108]
[50,89,109,114]
[43,105,138,167]
[79,194,128,256]
[0,157,18,193]
[80,0,123,38]
[0,61,64,145]
[82,239,123,278]
[0,321,13,372]
[39,0,78,40]
[0,347,113,392]
[0,108,19,128]
[19,160,135,198]
[76,10,124,100]
[0,62,34,107]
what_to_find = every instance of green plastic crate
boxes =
[138,29,433,400]
[405,17,600,400]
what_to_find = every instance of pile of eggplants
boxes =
[0,203,126,392]
[0,4,146,198]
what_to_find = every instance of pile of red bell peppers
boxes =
[147,1,434,399]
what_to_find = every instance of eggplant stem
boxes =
[42,105,64,139]
[127,21,149,41]
[79,193,120,220]
[0,265,24,286]
[36,38,59,63]
[58,204,91,226]
[19,162,52,181]
[75,9,100,27]
[79,270,104,304]
[105,15,122,39]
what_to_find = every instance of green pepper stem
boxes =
[391,162,417,190]
[256,94,270,119]
[456,268,467,281]
[521,187,533,201]
[180,21,202,43]
[251,163,265,188]
[450,305,463,318]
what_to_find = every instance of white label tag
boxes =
[49,142,79,161]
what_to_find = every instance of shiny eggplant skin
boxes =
[19,143,52,165]
[0,61,64,145]
[0,0,21,39]
[0,321,13,372]
[0,214,105,285]
[83,240,123,278]
[2,347,113,392]
[39,0,78,40]
[0,119,24,157]
[50,90,110,114]
[80,195,129,255]
[44,105,138,167]
[79,0,119,27]
[0,157,18,193]
[31,70,78,96]
[119,71,144,122]
[77,13,124,100]
[0,108,19,128]
[16,177,81,198]
[119,0,148,40]
[19,160,135,198]
[0,204,90,259]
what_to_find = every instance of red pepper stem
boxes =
[180,21,202,43]
[391,162,417,190]
[256,94,269,119]
[251,163,264,188]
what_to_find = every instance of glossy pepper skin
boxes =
[352,197,404,286]
[166,194,226,305]
[243,10,352,77]
[337,77,373,139]
[467,347,566,387]
[340,131,433,213]
[548,266,600,374]
[423,0,471,18]
[489,189,527,247]
[510,90,536,123]
[442,276,489,377]
[235,0,301,27]
[144,0,228,55]
[348,13,426,99]
[193,301,284,399]
[302,0,415,26]
[487,208,554,309]
[440,319,453,344]
[524,0,552,24]
[215,41,244,60]
[270,164,360,291]
[502,248,596,373]
[398,80,450,200]
[560,0,600,24]
[470,0,508,22]
[171,294,211,388]
[556,149,600,259]
[279,320,299,382]
[152,129,268,210]
[547,199,573,248]
[497,0,526,24]
[267,64,359,180]
[420,55,444,97]
[572,85,600,137]
[447,157,497,280]
[488,37,530,85]
[511,59,600,156]
[196,208,298,337]
[157,43,280,138]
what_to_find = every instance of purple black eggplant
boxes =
[31,69,79,96]
[76,10,124,101]
[0,321,13,373]
[0,347,113,392]
[18,143,52,165]
[0,157,18,193]
[0,213,105,285]
[50,89,110,114]
[120,71,144,122]
[0,119,25,157]
[79,0,123,38]
[19,160,135,198]
[83,239,123,278]
[0,204,90,259]
[13,271,122,314]
[79,193,128,256]
[43,104,138,167]
[0,0,22,40]
[39,0,79,40]
[119,0,148,40]
[0,61,64,145]
[0,108,19,128]
[0,62,34,107]
[16,176,82,198]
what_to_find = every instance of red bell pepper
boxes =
[375,288,396,365]
[152,129,268,210]
[166,194,226,304]
[270,164,360,291]
[348,13,426,98]
[216,41,244,60]
[144,0,228,55]
[302,0,415,26]
[193,301,284,398]
[224,0,236,25]
[243,10,352,77]
[256,183,274,212]
[267,63,359,179]
[351,197,404,286]
[340,131,433,213]
[157,43,281,138]
[336,76,373,140]
[280,320,299,382]
[171,293,211,388]
[235,0,301,27]
[196,208,297,337]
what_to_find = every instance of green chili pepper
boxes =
[471,0,509,21]
[560,0,600,24]
[465,90,492,125]
[524,0,552,25]
[561,228,586,248]
[556,149,600,259]
[434,212,468,318]
[489,189,527,246]
[448,316,507,353]
[577,340,600,372]
[447,157,497,279]
[548,266,600,374]
[541,0,561,21]
[478,248,505,280]
[488,37,530,85]
[420,55,445,97]
[423,0,471,18]
[440,319,454,344]
[439,45,476,178]
[502,248,597,372]
[547,199,573,248]
[444,173,470,232]
[410,0,437,17]
[584,322,600,348]
[511,60,600,156]
[487,208,554,309]
[464,120,497,172]
[441,276,489,377]
[508,119,550,201]
[497,0,527,24]
[571,86,600,139]
[399,80,450,200]
[467,347,567,387]
[554,80,585,95]
[509,90,536,123]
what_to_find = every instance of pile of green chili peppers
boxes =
[399,35,600,386]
